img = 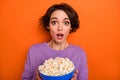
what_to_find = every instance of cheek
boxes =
[64,29,71,36]
[49,28,56,37]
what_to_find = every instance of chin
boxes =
[55,40,65,44]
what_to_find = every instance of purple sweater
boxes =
[22,42,88,80]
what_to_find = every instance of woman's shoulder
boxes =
[28,42,47,50]
[69,44,86,55]
[70,44,84,51]
[70,44,87,57]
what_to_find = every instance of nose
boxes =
[58,23,63,31]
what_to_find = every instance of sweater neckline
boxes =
[44,42,72,53]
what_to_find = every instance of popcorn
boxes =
[38,57,75,76]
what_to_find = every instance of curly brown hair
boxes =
[39,3,80,32]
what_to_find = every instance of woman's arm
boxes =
[22,50,35,80]
[78,50,88,80]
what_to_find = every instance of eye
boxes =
[51,21,57,25]
[64,21,70,26]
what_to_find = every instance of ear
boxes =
[47,26,49,29]
[69,28,72,33]
[70,28,72,31]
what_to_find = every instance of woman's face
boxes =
[48,10,71,44]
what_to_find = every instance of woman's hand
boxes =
[71,70,79,80]
[35,69,42,80]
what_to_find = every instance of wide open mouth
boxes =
[56,33,64,39]
[57,33,64,36]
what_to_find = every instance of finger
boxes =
[75,70,78,74]
[75,70,78,73]
[35,69,42,80]
[71,70,79,80]
[74,70,79,78]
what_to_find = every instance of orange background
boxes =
[0,0,120,80]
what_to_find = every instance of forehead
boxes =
[50,10,69,20]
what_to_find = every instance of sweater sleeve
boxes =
[77,49,88,80]
[22,49,35,80]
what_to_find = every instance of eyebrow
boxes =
[50,17,70,20]
[64,18,70,20]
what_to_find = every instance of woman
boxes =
[22,3,88,80]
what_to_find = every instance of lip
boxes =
[56,33,64,36]
[56,33,64,40]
